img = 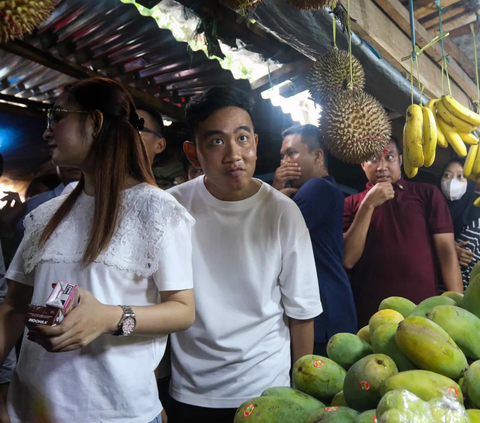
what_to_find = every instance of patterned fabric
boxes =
[21,183,193,276]
[457,217,480,290]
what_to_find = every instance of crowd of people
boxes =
[0,76,476,423]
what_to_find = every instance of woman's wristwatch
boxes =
[113,305,136,336]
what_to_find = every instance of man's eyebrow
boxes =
[236,125,252,133]
[203,129,226,137]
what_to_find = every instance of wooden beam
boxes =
[353,0,471,105]
[370,0,477,103]
[414,0,460,20]
[442,12,477,32]
[449,21,480,37]
[0,102,46,119]
[422,5,467,29]
[0,93,49,110]
[0,39,185,121]
[251,59,311,92]
[377,0,476,80]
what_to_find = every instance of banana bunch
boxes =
[403,95,480,179]
[403,103,437,178]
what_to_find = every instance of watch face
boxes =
[122,317,136,335]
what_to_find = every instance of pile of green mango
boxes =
[233,269,480,422]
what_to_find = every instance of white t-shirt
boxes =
[6,183,194,423]
[168,176,322,408]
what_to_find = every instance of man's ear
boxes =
[314,148,324,164]
[361,162,366,171]
[254,134,259,146]
[399,154,403,166]
[184,141,202,169]
[156,138,167,155]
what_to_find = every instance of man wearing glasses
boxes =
[136,103,167,167]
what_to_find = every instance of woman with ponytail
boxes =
[0,78,195,423]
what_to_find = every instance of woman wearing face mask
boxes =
[0,77,195,423]
[440,158,480,289]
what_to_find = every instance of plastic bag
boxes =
[429,395,472,423]
[377,389,435,422]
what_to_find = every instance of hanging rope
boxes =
[435,0,452,96]
[332,3,338,49]
[347,0,353,89]
[471,23,480,112]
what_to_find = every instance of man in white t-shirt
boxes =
[167,87,323,423]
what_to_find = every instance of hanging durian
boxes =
[322,89,391,164]
[0,0,57,43]
[286,0,337,10]
[307,49,365,104]
[217,0,261,13]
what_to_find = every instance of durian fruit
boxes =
[322,89,391,164]
[286,0,337,10]
[307,49,366,105]
[0,0,57,43]
[217,0,261,13]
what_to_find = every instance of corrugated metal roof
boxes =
[0,0,299,182]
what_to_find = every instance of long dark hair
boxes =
[39,77,156,264]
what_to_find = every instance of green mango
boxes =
[371,322,416,372]
[327,333,373,370]
[427,305,480,360]
[396,316,468,379]
[234,396,309,422]
[369,310,404,338]
[466,361,480,408]
[343,354,398,412]
[408,296,457,318]
[470,261,480,283]
[353,410,377,423]
[261,386,325,414]
[293,355,346,403]
[379,370,464,403]
[357,326,372,345]
[441,291,464,306]
[467,409,480,423]
[463,273,480,320]
[458,377,468,397]
[378,297,416,318]
[331,391,348,407]
[305,406,360,422]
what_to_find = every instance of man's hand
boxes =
[280,188,299,198]
[273,161,301,190]
[362,182,395,209]
[456,241,474,267]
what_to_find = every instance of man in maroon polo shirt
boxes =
[343,138,463,327]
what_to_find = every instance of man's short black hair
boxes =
[390,136,402,154]
[185,86,255,139]
[135,102,165,136]
[282,124,328,166]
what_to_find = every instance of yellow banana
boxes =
[458,132,479,145]
[475,197,480,207]
[404,104,424,167]
[436,116,467,157]
[437,100,478,133]
[464,144,479,177]
[426,100,448,148]
[403,158,418,178]
[473,143,480,175]
[422,106,437,167]
[442,95,480,127]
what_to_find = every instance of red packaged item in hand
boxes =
[24,305,65,330]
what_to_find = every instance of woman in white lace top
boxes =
[0,78,195,423]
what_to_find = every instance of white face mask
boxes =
[441,179,467,201]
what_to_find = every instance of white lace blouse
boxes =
[5,183,195,423]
